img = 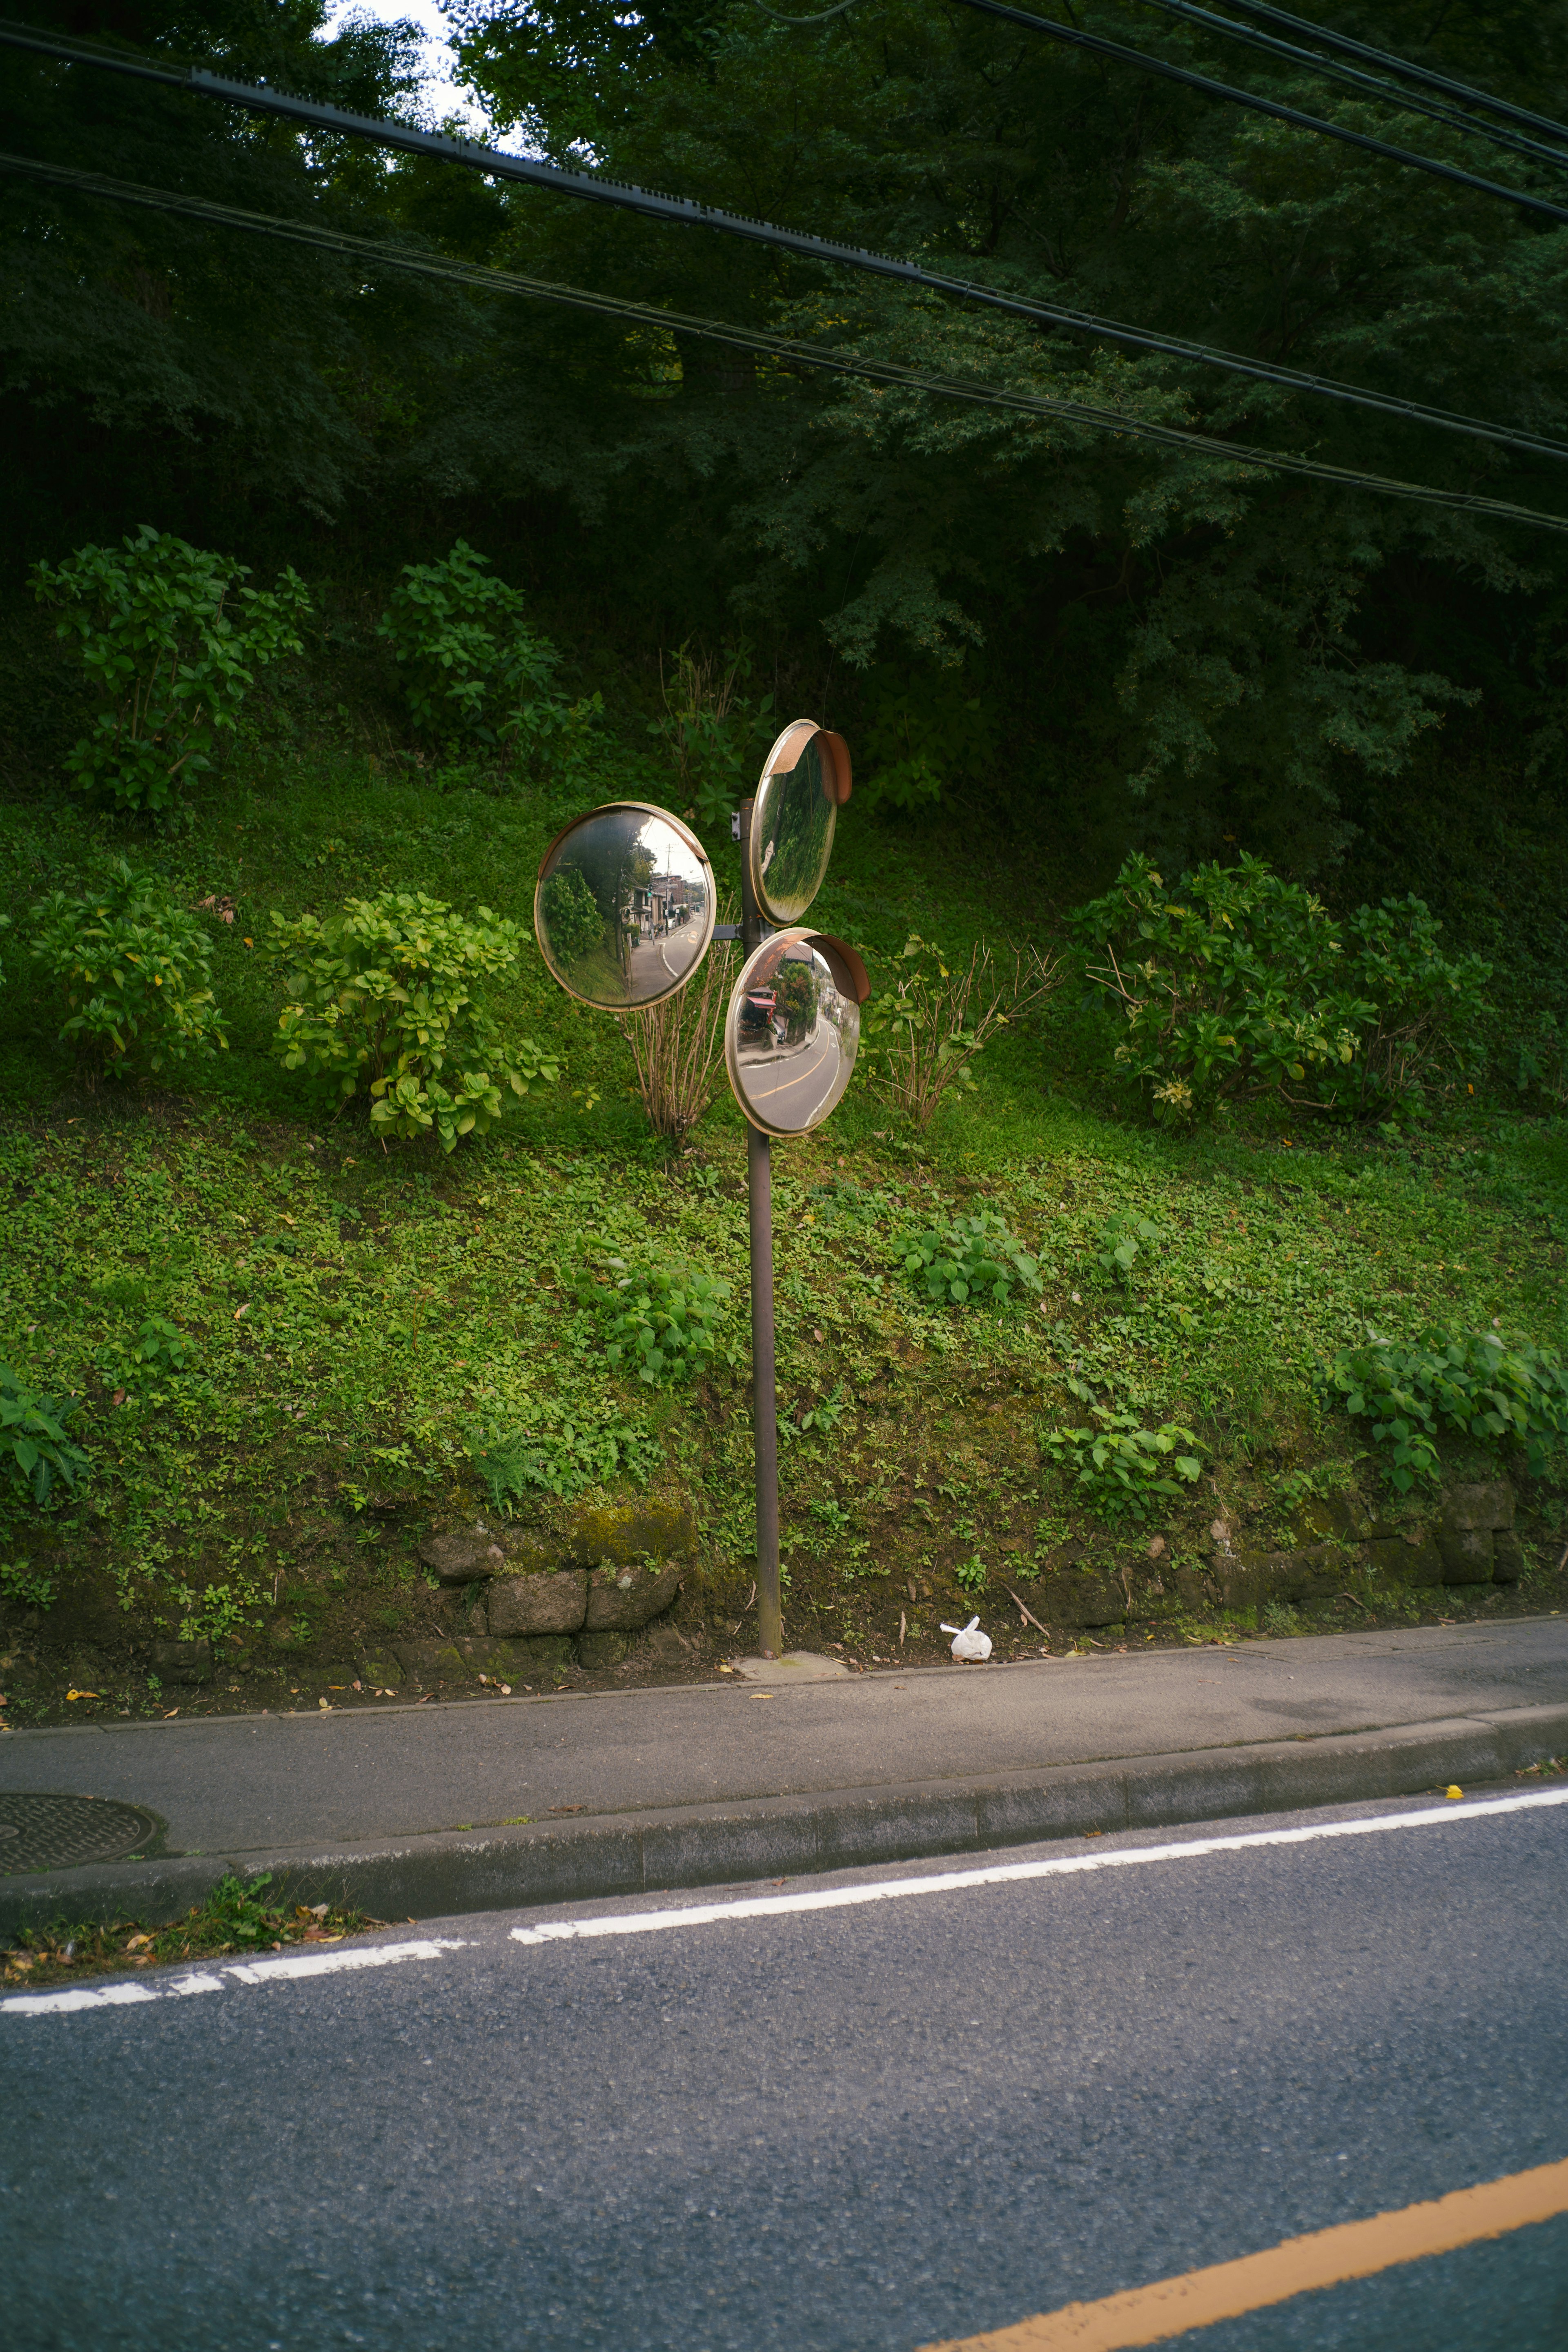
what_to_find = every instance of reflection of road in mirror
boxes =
[728,936,860,1134]
[535,803,713,1009]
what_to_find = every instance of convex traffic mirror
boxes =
[748,721,851,927]
[724,930,870,1138]
[534,802,715,1009]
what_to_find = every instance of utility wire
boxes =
[944,0,1568,226]
[761,0,1568,179]
[1211,0,1568,150]
[1127,0,1568,178]
[1,20,1564,468]
[4,148,1565,540]
[5,11,1567,237]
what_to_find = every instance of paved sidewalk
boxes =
[4,1619,1567,1929]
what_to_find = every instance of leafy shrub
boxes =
[263,891,560,1151]
[377,540,558,741]
[29,860,229,1077]
[1318,1325,1568,1488]
[573,1252,735,1383]
[650,641,773,826]
[100,1315,201,1399]
[621,919,739,1145]
[538,868,604,969]
[31,526,309,815]
[0,1557,57,1610]
[1043,1410,1203,1521]
[1,1366,92,1510]
[1097,1213,1163,1281]
[1070,852,1489,1123]
[898,1208,1041,1307]
[466,1413,665,1506]
[864,935,1060,1131]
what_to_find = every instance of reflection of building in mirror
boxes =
[535,803,714,1010]
[726,934,861,1137]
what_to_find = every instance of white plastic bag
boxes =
[941,1615,992,1663]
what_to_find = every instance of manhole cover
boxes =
[0,1793,163,1875]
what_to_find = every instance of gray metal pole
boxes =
[738,797,783,1659]
[747,1120,782,1659]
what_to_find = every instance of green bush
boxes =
[264,891,561,1151]
[1070,852,1489,1123]
[573,1252,735,1384]
[538,866,604,967]
[377,539,558,741]
[1043,1409,1203,1521]
[1,1365,92,1510]
[31,526,309,815]
[1318,1325,1568,1488]
[100,1314,202,1401]
[466,1413,664,1506]
[898,1208,1041,1307]
[29,860,229,1077]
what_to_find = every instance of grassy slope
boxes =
[1,610,1566,1730]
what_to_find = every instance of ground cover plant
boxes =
[1,1875,381,1991]
[0,566,1564,1724]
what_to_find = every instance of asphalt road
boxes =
[5,1619,1566,1857]
[5,1785,1568,2350]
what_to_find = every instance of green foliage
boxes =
[0,1365,92,1511]
[31,528,309,816]
[200,1872,279,1947]
[1318,1326,1568,1488]
[855,666,997,815]
[172,1579,258,1644]
[538,866,604,967]
[0,1557,57,1610]
[101,1315,201,1400]
[466,1413,665,1506]
[650,641,774,827]
[29,860,229,1078]
[953,1553,989,1595]
[1071,855,1490,1123]
[865,936,1058,1132]
[574,1252,735,1383]
[1043,1410,1203,1521]
[1097,1213,1163,1282]
[898,1207,1041,1308]
[263,891,560,1150]
[377,541,558,741]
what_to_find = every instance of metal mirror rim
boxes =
[724,927,862,1139]
[533,798,717,1011]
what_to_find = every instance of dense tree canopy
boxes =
[4,0,1568,870]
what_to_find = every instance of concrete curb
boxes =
[4,1700,1566,1935]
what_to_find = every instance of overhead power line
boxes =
[1125,0,1568,178]
[1211,0,1568,150]
[945,0,1568,227]
[3,148,1565,541]
[0,19,1564,469]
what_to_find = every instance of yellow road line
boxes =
[918,2157,1568,2350]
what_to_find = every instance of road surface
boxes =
[6,1783,1567,2349]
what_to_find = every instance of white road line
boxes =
[509,1787,1568,1946]
[2,1937,468,2019]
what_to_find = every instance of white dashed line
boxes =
[2,1938,468,2019]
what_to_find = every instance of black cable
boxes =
[1214,0,1568,150]
[1,19,1564,468]
[4,149,1565,539]
[751,0,861,20]
[945,0,1568,227]
[1128,0,1568,178]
